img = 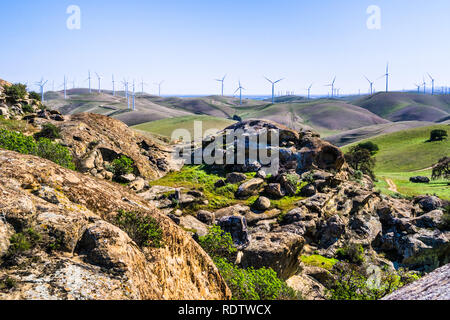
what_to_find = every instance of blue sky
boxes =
[1,0,450,95]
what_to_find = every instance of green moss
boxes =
[300,255,338,271]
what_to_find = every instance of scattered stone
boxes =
[235,178,264,199]
[265,183,285,199]
[197,210,215,225]
[225,172,247,184]
[129,177,146,192]
[410,176,430,184]
[415,196,443,213]
[252,196,271,212]
[300,184,316,197]
[217,216,249,246]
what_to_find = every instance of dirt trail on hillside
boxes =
[385,178,398,193]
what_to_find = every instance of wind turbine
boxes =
[264,77,284,104]
[325,76,336,98]
[61,75,67,100]
[215,75,226,96]
[140,79,148,95]
[379,63,390,92]
[234,81,245,105]
[427,73,435,95]
[86,70,92,93]
[122,79,130,109]
[112,75,116,96]
[364,76,374,95]
[35,78,48,102]
[422,78,427,94]
[414,83,421,94]
[95,73,102,93]
[155,81,164,96]
[307,83,313,99]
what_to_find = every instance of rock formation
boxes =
[0,150,230,300]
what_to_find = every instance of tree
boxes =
[357,141,379,156]
[345,146,376,179]
[429,129,448,142]
[432,157,450,181]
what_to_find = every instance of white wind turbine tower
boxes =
[140,79,148,95]
[364,76,374,95]
[234,81,245,105]
[132,80,136,111]
[112,75,116,96]
[61,75,67,100]
[215,75,226,96]
[427,73,435,95]
[307,84,313,99]
[422,78,427,94]
[325,76,336,98]
[35,78,48,102]
[86,70,92,93]
[122,79,130,109]
[95,73,102,93]
[414,83,421,94]
[155,81,164,97]
[379,63,390,92]
[264,77,284,104]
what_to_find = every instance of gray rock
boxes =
[225,172,247,184]
[416,196,443,213]
[252,196,271,211]
[235,178,264,199]
[300,184,316,197]
[214,204,251,220]
[410,176,430,184]
[265,183,285,199]
[197,210,215,225]
[119,173,136,183]
[179,215,209,237]
[217,216,249,246]
[129,177,146,192]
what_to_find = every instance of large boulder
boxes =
[0,150,230,300]
[240,232,305,279]
[235,178,265,199]
[383,263,450,300]
[217,216,249,246]
[415,196,443,213]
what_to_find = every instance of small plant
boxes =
[35,138,76,170]
[114,210,164,248]
[5,83,27,103]
[21,104,34,114]
[0,277,17,291]
[198,225,237,261]
[353,170,363,181]
[34,123,61,141]
[429,129,448,142]
[335,243,365,265]
[7,228,41,256]
[109,155,134,177]
[28,91,41,102]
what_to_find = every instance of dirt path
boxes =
[410,166,434,173]
[385,178,398,193]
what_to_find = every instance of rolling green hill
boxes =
[342,124,450,200]
[353,92,450,122]
[131,115,236,142]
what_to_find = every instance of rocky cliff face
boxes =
[0,150,230,300]
[383,263,450,300]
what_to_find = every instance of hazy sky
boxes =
[1,0,450,95]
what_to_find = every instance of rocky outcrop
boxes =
[383,263,450,300]
[0,150,230,300]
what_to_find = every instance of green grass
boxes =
[131,115,236,141]
[342,124,450,200]
[300,254,338,271]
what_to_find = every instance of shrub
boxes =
[7,228,41,256]
[432,157,449,181]
[214,257,301,300]
[0,129,75,170]
[429,129,448,142]
[335,243,365,265]
[0,277,17,290]
[109,155,134,177]
[21,104,34,114]
[328,263,420,300]
[5,83,27,102]
[34,123,61,140]
[198,225,237,261]
[35,138,75,170]
[114,210,164,248]
[345,146,376,179]
[28,91,41,102]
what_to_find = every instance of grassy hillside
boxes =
[236,99,389,135]
[353,92,450,122]
[342,124,450,200]
[131,115,236,142]
[326,121,434,147]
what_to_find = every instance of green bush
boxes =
[198,226,300,300]
[28,91,41,102]
[34,123,61,140]
[328,264,420,300]
[5,83,27,102]
[215,257,301,300]
[0,129,75,170]
[8,228,42,256]
[198,225,237,261]
[114,210,164,248]
[335,244,365,265]
[109,155,134,177]
[429,129,448,142]
[21,104,34,114]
